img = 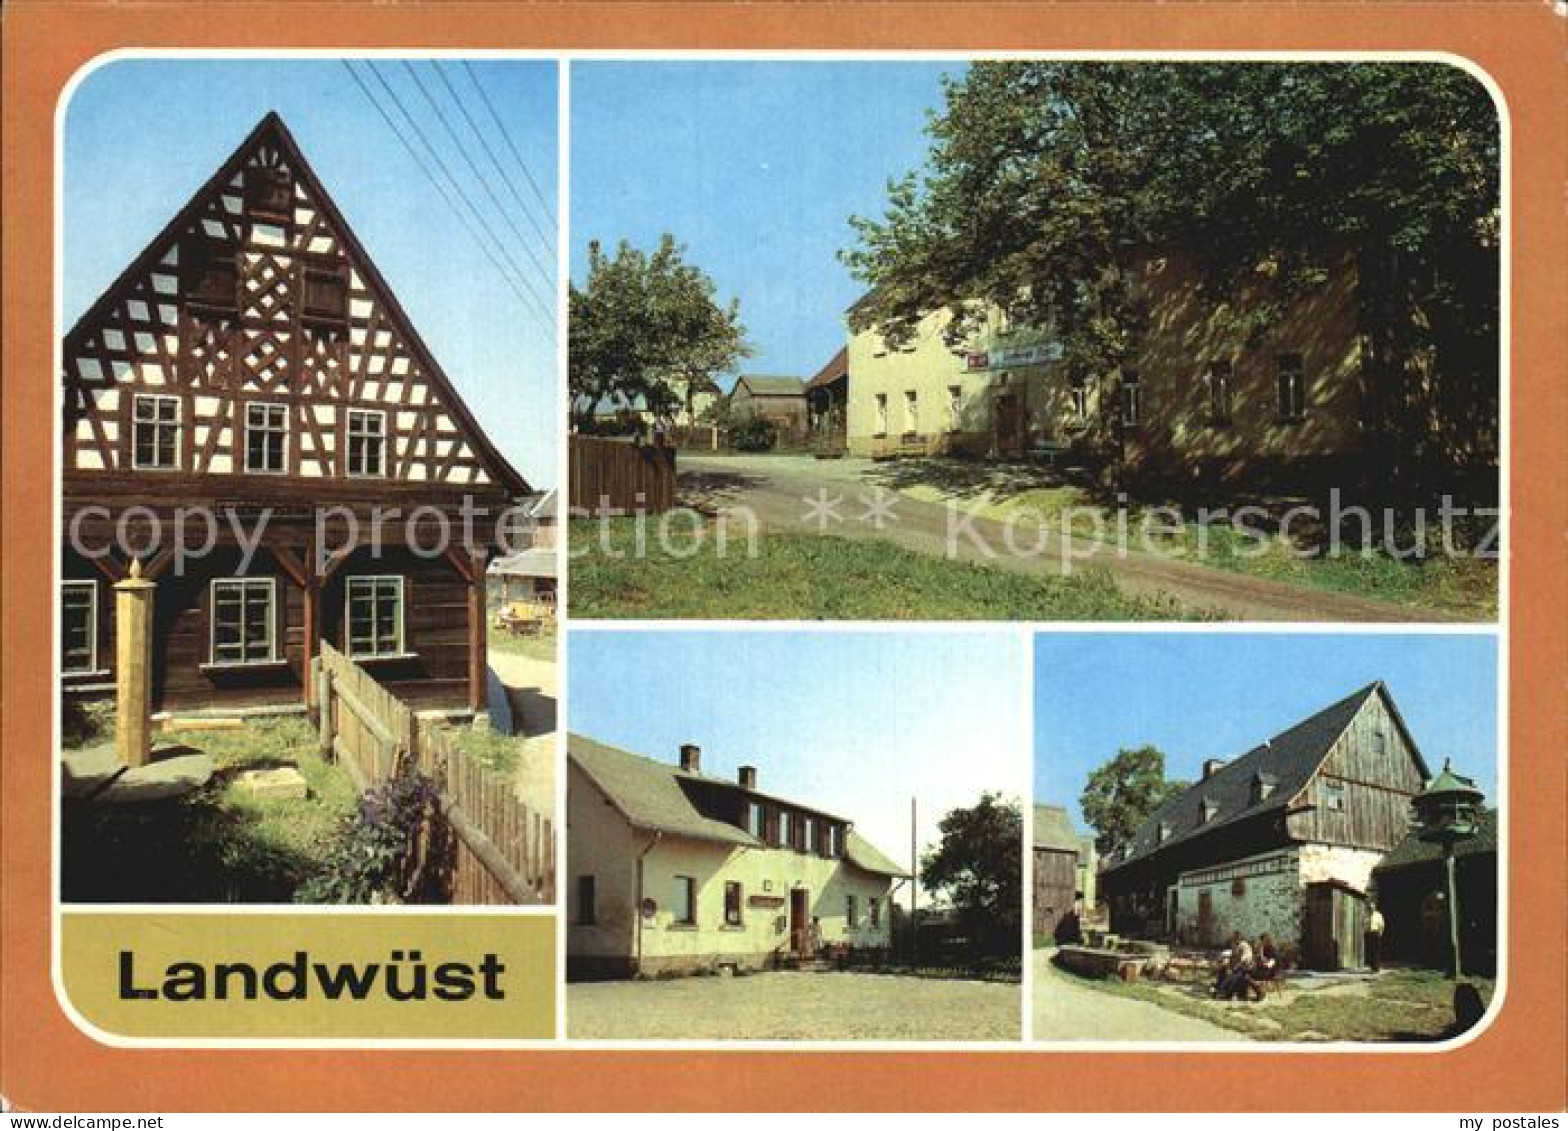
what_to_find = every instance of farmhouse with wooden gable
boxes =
[567,736,906,979]
[1100,681,1432,970]
[60,113,529,715]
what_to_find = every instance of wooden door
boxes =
[790,888,809,956]
[1304,883,1339,970]
[995,393,1025,457]
[1196,890,1216,947]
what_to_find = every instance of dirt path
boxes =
[486,650,556,820]
[569,970,1020,1040]
[680,454,1445,623]
[1033,951,1247,1042]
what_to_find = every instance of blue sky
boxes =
[570,60,962,389]
[63,57,558,487]
[1033,632,1501,835]
[569,629,1025,906]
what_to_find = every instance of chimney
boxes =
[679,743,701,774]
[738,766,757,790]
[1201,758,1227,781]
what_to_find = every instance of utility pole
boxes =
[909,796,917,965]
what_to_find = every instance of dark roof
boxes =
[734,375,806,397]
[1376,807,1498,873]
[568,734,904,875]
[569,734,758,847]
[1034,804,1080,853]
[67,112,529,496]
[1107,682,1426,873]
[805,347,849,390]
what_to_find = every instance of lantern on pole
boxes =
[1411,760,1484,979]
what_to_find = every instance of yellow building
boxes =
[568,735,908,979]
[845,253,1380,485]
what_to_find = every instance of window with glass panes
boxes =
[133,394,181,470]
[1206,361,1233,425]
[210,578,276,664]
[1277,353,1306,420]
[723,881,743,926]
[245,402,288,473]
[1120,373,1141,426]
[346,409,386,477]
[345,576,404,658]
[61,581,98,674]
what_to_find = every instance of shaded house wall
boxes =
[1373,852,1496,977]
[730,380,808,438]
[845,254,1381,483]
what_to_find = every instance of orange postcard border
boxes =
[3,1,1565,1113]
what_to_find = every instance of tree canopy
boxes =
[1079,745,1188,858]
[920,792,1022,955]
[569,235,750,428]
[844,62,1500,484]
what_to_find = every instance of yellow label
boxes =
[60,911,555,1041]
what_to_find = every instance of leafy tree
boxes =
[920,792,1022,955]
[1079,745,1188,858]
[570,235,750,429]
[844,62,1499,492]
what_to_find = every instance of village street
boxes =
[487,649,557,820]
[1032,951,1247,1043]
[568,970,1020,1040]
[678,453,1440,623]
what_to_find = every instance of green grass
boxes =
[569,518,1205,620]
[1060,963,1495,1043]
[61,711,358,903]
[443,721,521,776]
[927,484,1497,619]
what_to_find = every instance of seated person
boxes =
[1214,932,1255,1000]
[1246,933,1281,1001]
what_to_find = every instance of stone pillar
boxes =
[113,558,157,768]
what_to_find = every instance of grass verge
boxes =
[61,711,358,903]
[570,519,1206,620]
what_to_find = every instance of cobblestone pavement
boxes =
[569,970,1021,1041]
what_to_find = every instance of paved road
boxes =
[487,650,556,820]
[680,454,1446,622]
[1033,951,1246,1042]
[570,970,1020,1041]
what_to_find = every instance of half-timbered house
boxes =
[1099,681,1431,970]
[60,113,530,715]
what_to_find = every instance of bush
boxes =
[294,768,437,904]
[727,415,778,452]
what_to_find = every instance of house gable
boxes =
[1106,681,1425,877]
[62,112,526,494]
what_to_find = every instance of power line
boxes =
[343,60,554,329]
[399,60,555,291]
[460,60,557,228]
[432,60,555,252]
[364,61,555,325]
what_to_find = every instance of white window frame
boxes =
[1120,374,1141,427]
[846,893,859,929]
[672,875,697,925]
[874,393,889,436]
[778,810,792,850]
[132,393,182,471]
[345,408,387,478]
[1325,779,1347,813]
[208,577,278,666]
[903,389,918,434]
[345,574,406,659]
[1206,360,1234,426]
[1277,353,1306,421]
[947,384,963,431]
[1070,379,1092,426]
[61,580,99,674]
[723,880,744,927]
[244,401,290,474]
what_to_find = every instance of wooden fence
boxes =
[569,435,677,516]
[315,642,555,905]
